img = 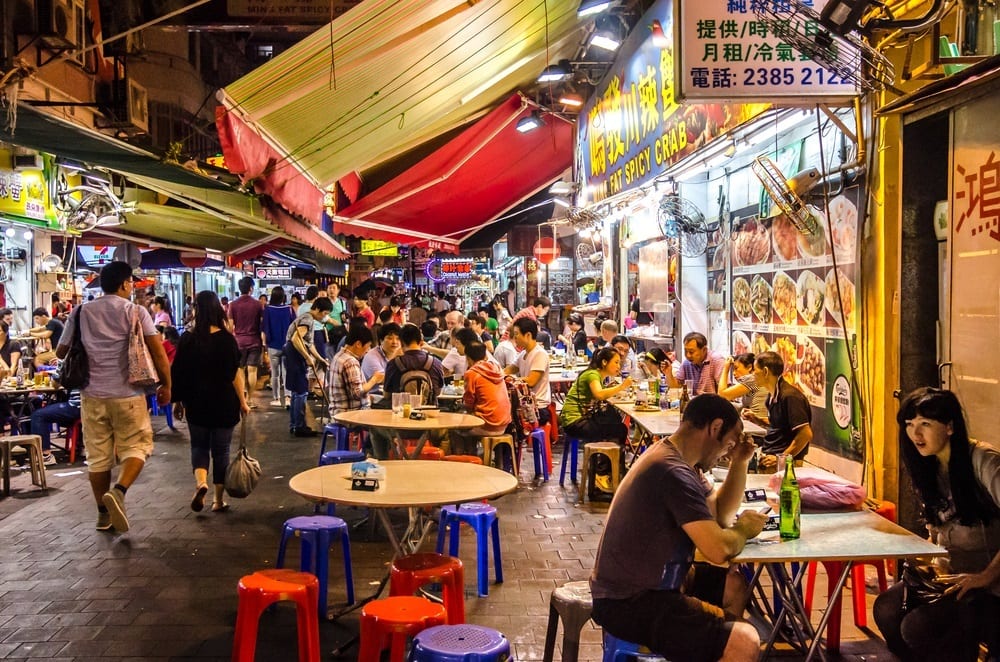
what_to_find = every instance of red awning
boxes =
[332,94,574,253]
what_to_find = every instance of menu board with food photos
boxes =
[709,185,863,462]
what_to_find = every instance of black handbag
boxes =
[59,306,90,390]
[900,561,961,612]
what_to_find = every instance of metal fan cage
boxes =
[751,156,820,235]
[658,195,709,257]
[752,0,894,93]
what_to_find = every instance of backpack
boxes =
[504,374,539,443]
[393,355,436,405]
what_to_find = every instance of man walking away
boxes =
[228,276,264,407]
[56,261,172,533]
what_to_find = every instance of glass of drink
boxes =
[685,379,696,394]
[402,401,412,418]
[392,392,406,417]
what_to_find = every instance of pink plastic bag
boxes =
[767,473,866,511]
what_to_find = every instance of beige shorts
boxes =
[81,394,154,472]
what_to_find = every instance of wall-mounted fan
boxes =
[751,155,822,235]
[752,0,895,92]
[575,239,603,271]
[657,195,710,258]
[38,254,63,273]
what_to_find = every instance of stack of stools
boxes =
[410,624,511,661]
[0,434,47,497]
[358,596,447,661]
[232,569,320,662]
[559,437,581,487]
[390,553,466,624]
[481,434,517,476]
[543,580,593,662]
[436,503,503,597]
[602,632,667,662]
[578,442,622,503]
[802,500,896,653]
[275,515,355,617]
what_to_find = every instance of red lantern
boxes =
[532,237,560,265]
[179,252,208,268]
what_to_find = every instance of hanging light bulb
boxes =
[4,227,14,238]
[23,230,32,241]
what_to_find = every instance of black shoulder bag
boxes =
[59,306,90,390]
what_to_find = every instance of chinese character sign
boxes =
[677,0,859,101]
[578,0,767,203]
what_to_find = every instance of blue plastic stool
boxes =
[530,427,549,481]
[435,503,503,597]
[410,624,511,661]
[148,395,174,429]
[319,423,348,458]
[316,450,367,514]
[276,515,354,615]
[602,631,667,662]
[559,437,580,487]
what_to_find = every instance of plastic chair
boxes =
[232,569,320,662]
[543,581,593,662]
[559,437,580,487]
[530,428,549,481]
[602,631,666,662]
[358,596,447,662]
[410,624,511,661]
[0,435,47,497]
[390,553,466,624]
[435,503,503,597]
[319,423,348,458]
[275,515,355,616]
[481,434,517,476]
[148,394,174,429]
[65,419,82,464]
[579,442,621,503]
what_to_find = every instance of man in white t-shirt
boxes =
[57,261,172,534]
[506,317,552,427]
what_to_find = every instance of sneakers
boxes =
[9,445,26,454]
[269,399,282,407]
[594,474,614,493]
[96,511,112,531]
[101,487,129,533]
[42,453,57,466]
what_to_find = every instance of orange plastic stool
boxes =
[232,569,320,662]
[419,446,444,461]
[390,553,466,624]
[359,596,447,662]
[443,454,483,464]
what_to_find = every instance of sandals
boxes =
[191,485,208,512]
[211,502,230,513]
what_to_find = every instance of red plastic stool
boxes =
[66,419,82,464]
[390,553,466,624]
[804,501,895,653]
[443,454,483,464]
[358,596,447,662]
[232,569,320,662]
[419,446,444,461]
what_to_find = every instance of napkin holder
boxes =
[351,460,386,491]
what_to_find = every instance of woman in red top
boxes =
[380,295,407,325]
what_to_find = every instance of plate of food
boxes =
[773,336,798,377]
[796,270,825,326]
[771,213,801,262]
[825,268,856,328]
[750,275,772,322]
[752,332,770,356]
[797,335,826,400]
[711,245,729,271]
[733,277,752,320]
[732,219,771,266]
[797,207,829,259]
[771,271,797,325]
[827,195,858,260]
[732,330,751,356]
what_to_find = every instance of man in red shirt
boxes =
[228,276,264,405]
[502,296,551,341]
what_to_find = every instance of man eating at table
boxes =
[591,394,767,662]
[740,351,812,473]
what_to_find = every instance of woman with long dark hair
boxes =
[171,291,250,513]
[262,286,294,407]
[873,387,1000,660]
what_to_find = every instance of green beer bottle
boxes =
[779,455,801,540]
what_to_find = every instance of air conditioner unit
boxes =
[98,77,149,134]
[37,0,78,50]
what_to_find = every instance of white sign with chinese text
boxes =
[676,0,858,102]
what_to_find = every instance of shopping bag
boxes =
[225,420,261,499]
[127,305,158,388]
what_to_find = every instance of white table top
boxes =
[333,409,484,431]
[734,509,946,564]
[289,460,519,508]
[613,401,766,437]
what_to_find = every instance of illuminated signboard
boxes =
[426,259,476,282]
[577,0,768,204]
[255,266,292,280]
[360,240,399,257]
[676,0,858,102]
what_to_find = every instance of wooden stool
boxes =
[359,596,447,662]
[481,435,517,476]
[390,553,466,624]
[579,442,621,504]
[0,435,47,497]
[543,580,593,662]
[232,569,320,662]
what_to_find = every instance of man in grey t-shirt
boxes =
[57,261,172,534]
